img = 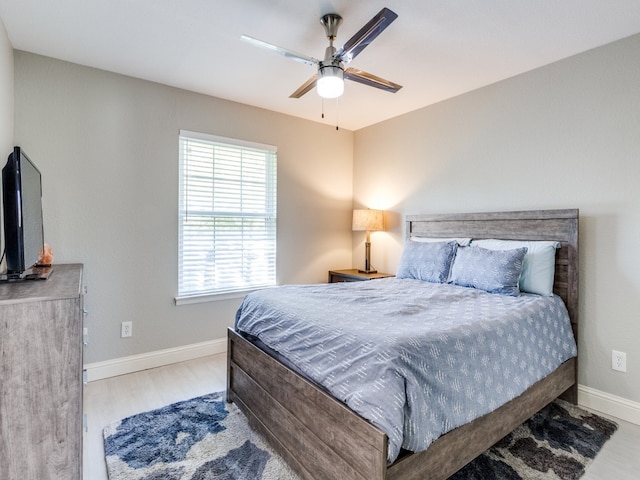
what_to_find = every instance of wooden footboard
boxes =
[227,328,387,480]
[228,327,576,480]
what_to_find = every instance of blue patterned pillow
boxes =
[470,239,560,296]
[396,240,458,283]
[449,246,527,296]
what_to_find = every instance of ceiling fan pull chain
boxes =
[336,97,339,130]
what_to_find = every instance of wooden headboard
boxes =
[406,209,579,336]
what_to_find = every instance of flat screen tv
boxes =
[2,146,47,279]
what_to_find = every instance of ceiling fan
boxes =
[241,7,402,99]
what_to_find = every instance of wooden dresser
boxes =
[0,264,84,480]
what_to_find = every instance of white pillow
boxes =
[410,236,472,246]
[470,239,561,296]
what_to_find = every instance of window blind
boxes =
[178,130,277,299]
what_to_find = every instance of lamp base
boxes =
[358,268,378,274]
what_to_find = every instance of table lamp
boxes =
[352,209,385,273]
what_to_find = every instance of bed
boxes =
[227,209,579,480]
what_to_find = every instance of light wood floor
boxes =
[83,353,640,480]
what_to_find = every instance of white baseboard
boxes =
[84,338,227,382]
[578,384,640,426]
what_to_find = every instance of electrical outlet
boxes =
[121,321,133,338]
[612,350,626,372]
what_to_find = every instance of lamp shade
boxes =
[352,209,384,232]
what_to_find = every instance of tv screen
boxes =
[2,146,45,277]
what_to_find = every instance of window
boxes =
[177,130,277,303]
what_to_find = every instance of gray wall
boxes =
[0,18,11,154]
[0,18,12,270]
[354,34,640,404]
[14,52,354,364]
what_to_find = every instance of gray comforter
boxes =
[234,278,577,463]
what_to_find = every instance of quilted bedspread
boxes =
[234,278,577,463]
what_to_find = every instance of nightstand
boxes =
[328,269,394,283]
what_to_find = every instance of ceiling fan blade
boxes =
[334,7,398,64]
[240,34,319,67]
[344,68,402,93]
[289,74,318,98]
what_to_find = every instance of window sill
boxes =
[174,284,277,305]
[174,289,258,306]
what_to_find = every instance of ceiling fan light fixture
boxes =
[317,64,344,99]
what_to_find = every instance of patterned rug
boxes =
[104,393,617,480]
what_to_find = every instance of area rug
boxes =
[104,392,617,480]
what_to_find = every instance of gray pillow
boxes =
[449,246,527,296]
[470,239,560,296]
[396,240,458,283]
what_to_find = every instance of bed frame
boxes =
[227,209,579,480]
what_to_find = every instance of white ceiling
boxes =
[2,0,640,131]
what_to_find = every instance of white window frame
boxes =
[175,130,277,305]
